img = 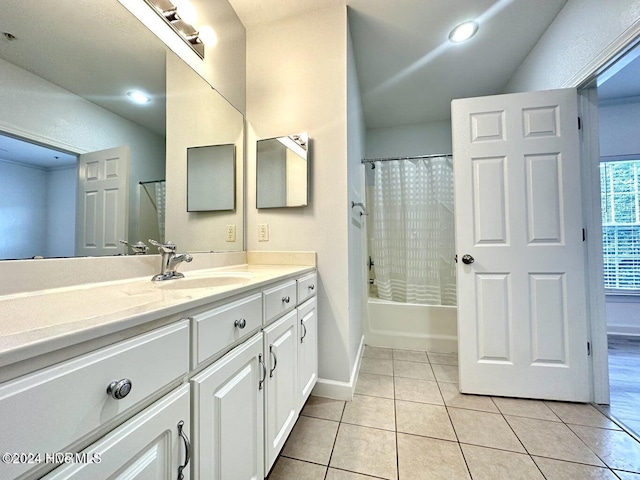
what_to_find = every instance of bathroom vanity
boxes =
[0,260,317,479]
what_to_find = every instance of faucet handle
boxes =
[149,239,177,253]
[119,239,149,255]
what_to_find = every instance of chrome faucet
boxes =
[119,239,149,255]
[149,239,193,281]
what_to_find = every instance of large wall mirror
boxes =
[256,133,309,208]
[0,0,244,260]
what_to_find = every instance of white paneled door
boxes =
[76,146,129,256]
[452,88,590,402]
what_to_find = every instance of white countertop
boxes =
[0,263,315,369]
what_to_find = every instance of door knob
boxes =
[461,254,475,265]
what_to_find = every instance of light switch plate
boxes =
[225,224,236,242]
[258,224,269,242]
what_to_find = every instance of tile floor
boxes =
[268,345,640,480]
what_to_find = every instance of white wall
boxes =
[506,0,640,92]
[364,120,453,186]
[246,7,355,388]
[347,21,366,372]
[0,160,47,259]
[366,120,453,158]
[46,166,76,258]
[165,52,245,252]
[599,100,640,157]
[606,296,640,336]
[0,58,165,248]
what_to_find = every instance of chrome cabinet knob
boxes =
[107,379,132,400]
[234,318,246,329]
[461,254,475,265]
[282,296,291,303]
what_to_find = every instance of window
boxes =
[601,159,640,291]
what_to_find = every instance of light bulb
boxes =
[199,26,217,46]
[174,0,197,25]
[448,21,478,43]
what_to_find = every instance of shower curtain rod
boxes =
[361,153,452,165]
[139,179,166,185]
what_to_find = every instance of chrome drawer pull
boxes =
[177,420,190,480]
[282,296,291,303]
[259,354,266,390]
[300,319,307,343]
[234,318,246,329]
[308,284,315,291]
[106,379,132,400]
[269,345,278,377]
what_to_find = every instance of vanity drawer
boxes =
[297,272,317,304]
[264,280,297,324]
[192,292,263,368]
[0,320,189,480]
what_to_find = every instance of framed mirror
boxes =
[187,144,236,211]
[0,0,244,259]
[256,133,309,209]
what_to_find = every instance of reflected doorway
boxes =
[0,132,77,259]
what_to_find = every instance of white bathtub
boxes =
[364,296,458,353]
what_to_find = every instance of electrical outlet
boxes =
[225,224,236,242]
[258,224,269,242]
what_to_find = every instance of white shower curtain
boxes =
[154,181,166,242]
[370,158,456,305]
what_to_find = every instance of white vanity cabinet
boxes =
[1,266,317,480]
[0,320,190,480]
[297,296,318,406]
[191,332,265,480]
[44,384,191,480]
[263,309,299,471]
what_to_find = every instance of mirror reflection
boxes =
[165,51,244,252]
[187,144,236,212]
[256,133,309,209]
[0,0,244,260]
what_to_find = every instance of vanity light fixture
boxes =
[127,89,152,104]
[143,0,214,59]
[276,133,308,159]
[448,20,479,43]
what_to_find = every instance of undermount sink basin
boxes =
[155,272,254,290]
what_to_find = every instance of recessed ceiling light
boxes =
[127,90,151,104]
[448,21,479,43]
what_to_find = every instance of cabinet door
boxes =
[191,332,264,480]
[298,297,318,407]
[44,384,191,480]
[263,309,298,472]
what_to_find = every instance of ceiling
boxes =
[0,0,167,137]
[230,0,640,128]
[229,0,569,129]
[598,44,640,102]
[0,134,76,169]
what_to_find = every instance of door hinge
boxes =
[578,117,582,130]
[587,341,591,356]
[582,228,586,242]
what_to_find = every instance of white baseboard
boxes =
[607,325,640,336]
[312,335,364,401]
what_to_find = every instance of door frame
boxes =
[566,24,640,404]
